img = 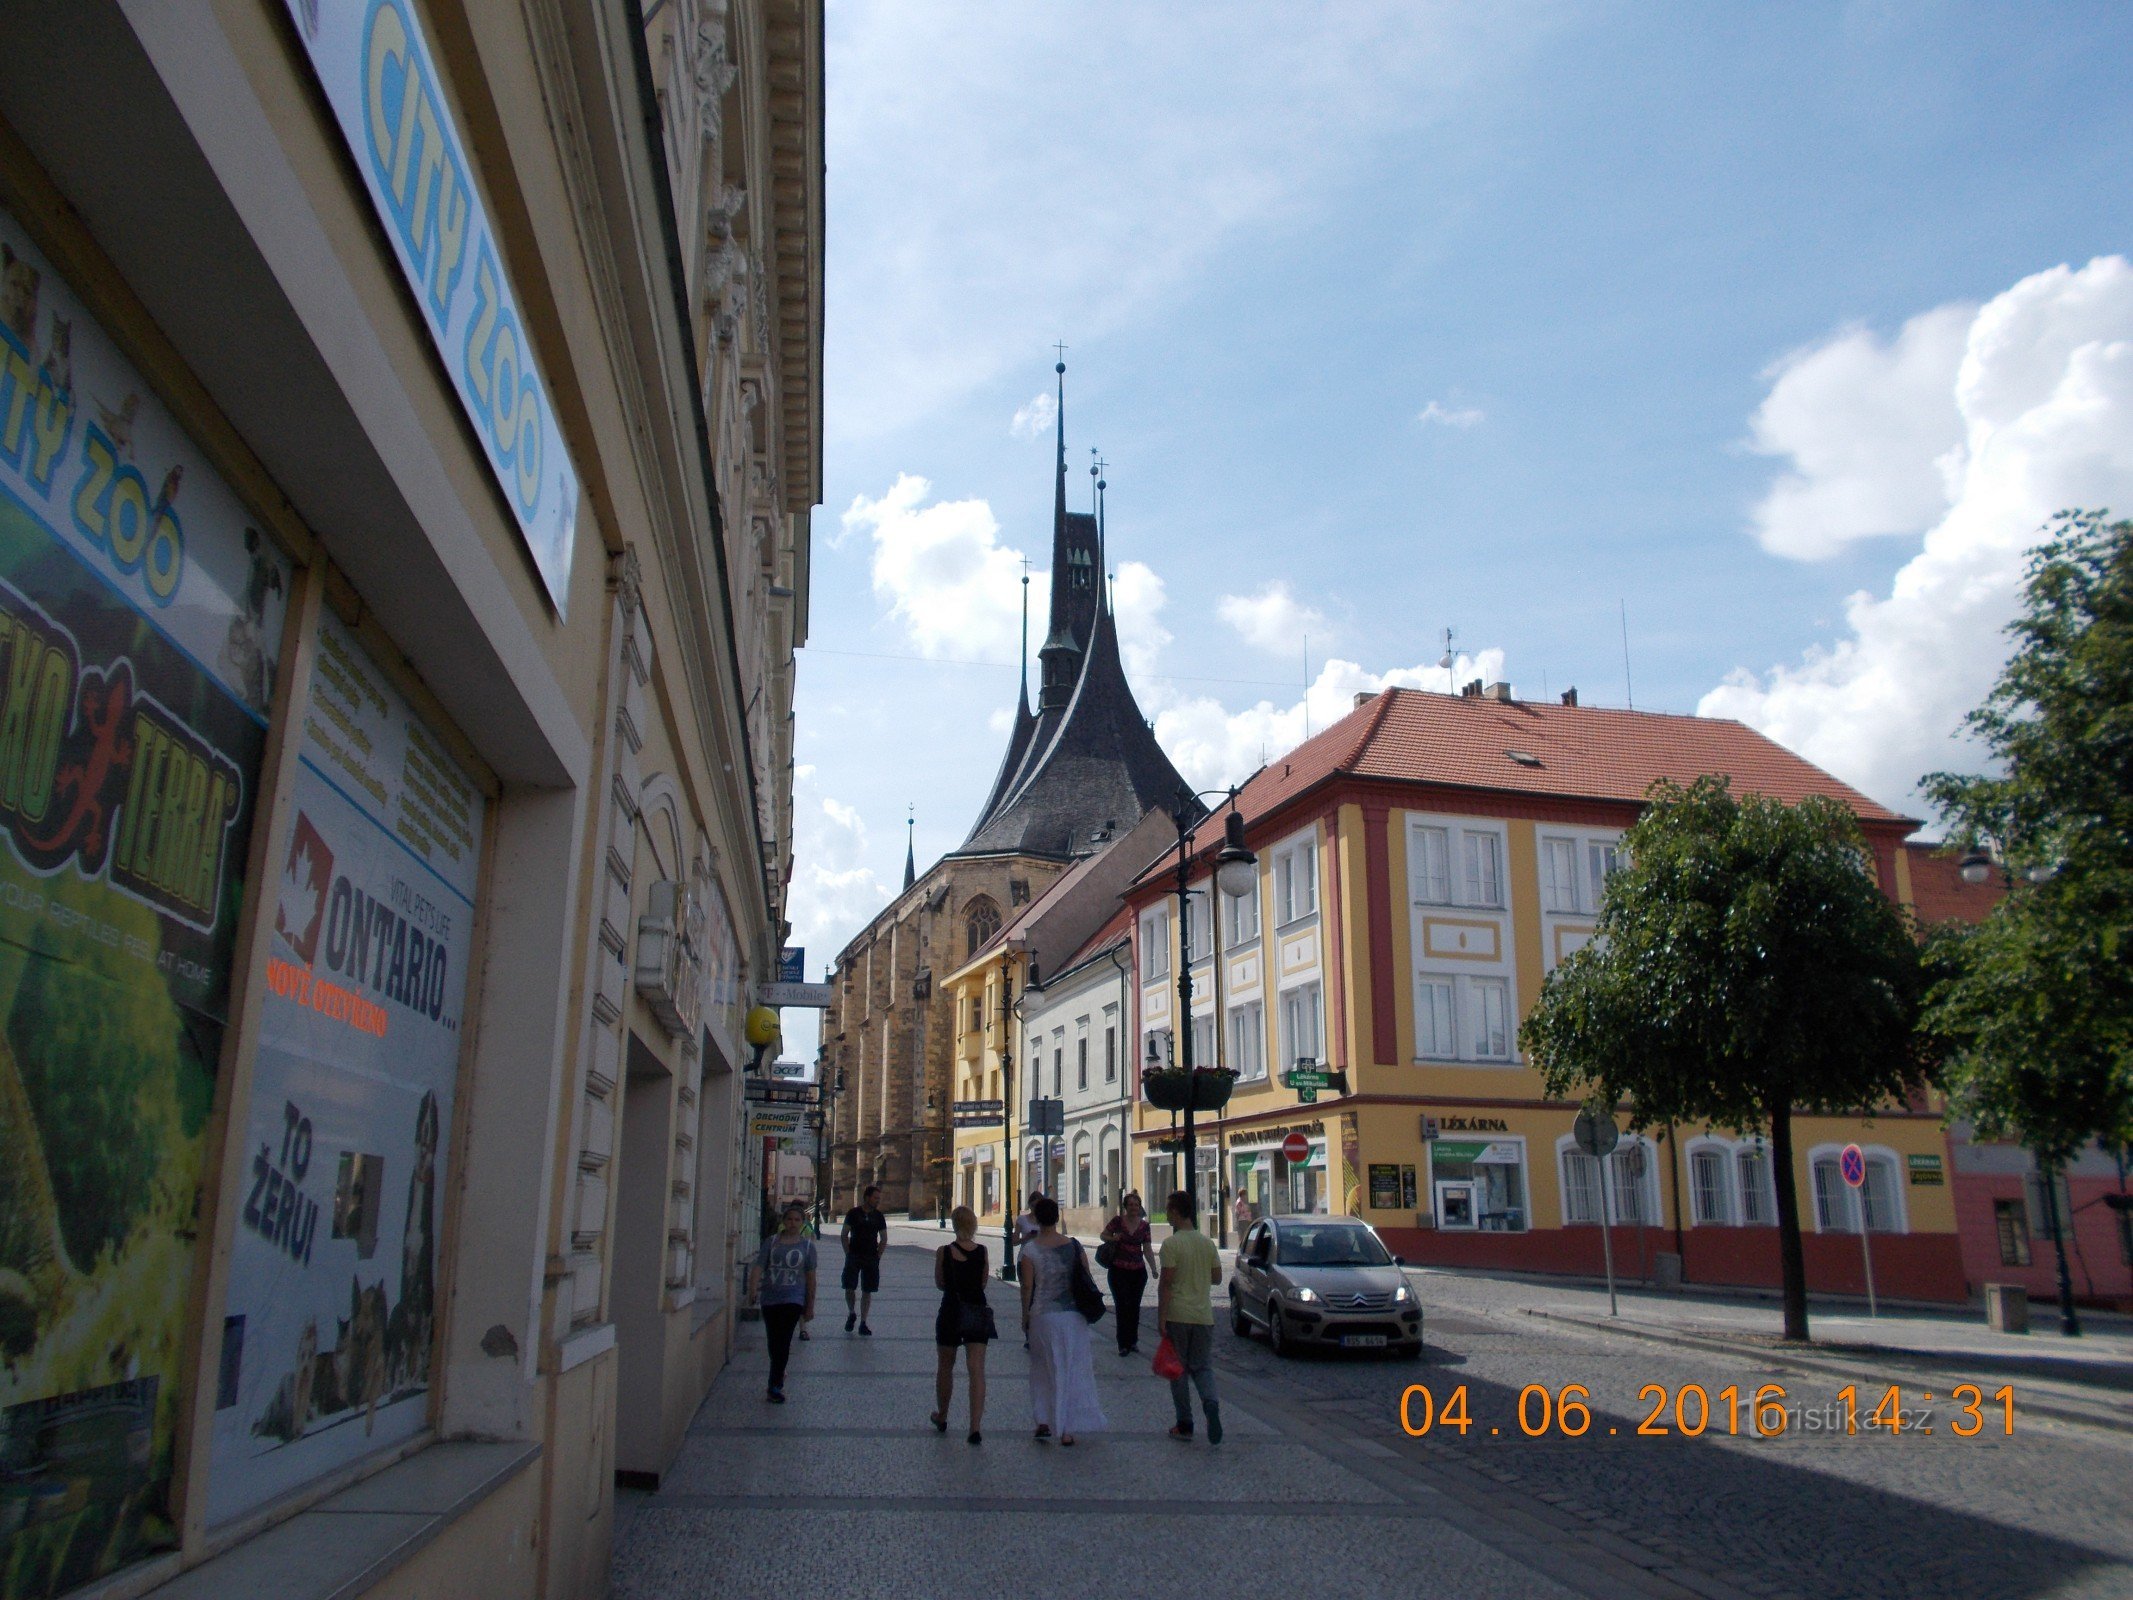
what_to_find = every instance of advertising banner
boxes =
[205,614,484,1525]
[0,210,288,1596]
[281,0,579,616]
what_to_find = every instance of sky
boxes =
[782,1,2133,1058]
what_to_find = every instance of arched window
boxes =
[965,896,1001,958]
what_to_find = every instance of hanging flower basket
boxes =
[1142,1066,1237,1112]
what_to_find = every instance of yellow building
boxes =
[1123,685,1966,1301]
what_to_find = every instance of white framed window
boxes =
[1558,1145,1602,1224]
[1809,1148,1904,1233]
[1190,1012,1216,1072]
[1274,833,1318,925]
[1608,1141,1657,1225]
[1279,981,1323,1070]
[1415,977,1456,1059]
[1689,1147,1731,1225]
[1051,1028,1065,1097]
[1140,908,1169,980]
[1228,1001,1266,1081]
[1184,890,1212,964]
[1462,831,1503,908]
[1541,836,1580,913]
[1736,1145,1772,1225]
[1587,841,1624,913]
[1811,1157,1844,1231]
[1470,977,1511,1060]
[1075,1021,1089,1091]
[1103,1005,1118,1082]
[1411,824,1452,904]
[1225,880,1261,944]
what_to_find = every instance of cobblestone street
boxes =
[612,1241,2133,1599]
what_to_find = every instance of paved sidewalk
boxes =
[608,1239,1647,1599]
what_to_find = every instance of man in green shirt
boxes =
[1157,1190,1223,1444]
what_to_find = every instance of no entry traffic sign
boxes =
[1840,1144,1867,1188]
[1281,1131,1311,1163]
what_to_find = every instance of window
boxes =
[1812,1157,1844,1230]
[1415,977,1456,1059]
[1861,1157,1900,1232]
[1412,825,1451,903]
[1994,1199,2032,1266]
[1736,1147,1771,1225]
[1690,1149,1730,1225]
[1191,1013,1216,1072]
[1541,837,1579,913]
[1462,831,1502,908]
[1470,978,1511,1060]
[1225,881,1261,944]
[1609,1145,1650,1224]
[965,896,1001,957]
[1279,982,1322,1069]
[1586,842,1623,913]
[1181,890,1213,963]
[1075,1143,1092,1207]
[1815,1152,1902,1232]
[1103,1013,1117,1082]
[1559,1148,1602,1224]
[1228,1001,1266,1081]
[1051,1030,1064,1096]
[1274,835,1318,924]
[1076,1032,1088,1091]
[1140,908,1169,980]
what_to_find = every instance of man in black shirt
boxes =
[839,1185,888,1334]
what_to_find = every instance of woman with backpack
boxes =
[1018,1195,1107,1445]
[1098,1190,1153,1357]
[930,1205,993,1444]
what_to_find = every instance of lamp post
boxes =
[1164,788,1258,1220]
[1957,844,2081,1337]
[999,964,1019,1282]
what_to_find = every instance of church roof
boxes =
[954,371,1188,862]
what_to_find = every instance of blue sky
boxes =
[784,2,2133,1046]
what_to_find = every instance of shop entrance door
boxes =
[1434,1180,1477,1231]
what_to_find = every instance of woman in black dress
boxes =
[930,1205,993,1443]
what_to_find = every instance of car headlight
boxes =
[1393,1284,1414,1305]
[1285,1285,1319,1305]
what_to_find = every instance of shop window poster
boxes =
[0,212,288,1598]
[204,612,484,1526]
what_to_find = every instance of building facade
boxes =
[1123,685,1973,1303]
[823,377,1188,1217]
[0,2,820,1596]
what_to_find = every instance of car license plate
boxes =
[1341,1334,1388,1348]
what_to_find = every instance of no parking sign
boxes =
[1840,1143,1866,1188]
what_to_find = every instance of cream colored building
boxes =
[0,2,819,1596]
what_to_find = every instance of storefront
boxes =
[1426,1137,1530,1233]
[1229,1123,1332,1221]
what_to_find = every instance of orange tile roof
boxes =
[1226,686,1914,833]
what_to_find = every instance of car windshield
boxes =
[1276,1225,1391,1267]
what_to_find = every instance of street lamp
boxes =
[1164,790,1257,1222]
[1958,846,2057,887]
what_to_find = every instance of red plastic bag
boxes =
[1151,1335,1185,1380]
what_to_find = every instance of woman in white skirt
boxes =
[1018,1195,1106,1445]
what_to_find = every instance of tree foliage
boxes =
[1922,510,2133,1164]
[1520,776,1926,1340]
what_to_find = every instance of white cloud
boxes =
[1010,391,1057,440]
[1112,560,1171,684]
[1746,304,1973,559]
[840,473,1048,660]
[1154,650,1506,794]
[1217,580,1329,653]
[1416,400,1485,429]
[1704,256,2133,816]
[828,4,1526,441]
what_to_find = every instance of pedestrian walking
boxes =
[1157,1189,1222,1444]
[1015,1192,1042,1246]
[1099,1191,1154,1356]
[930,1206,993,1444]
[746,1201,816,1403]
[1018,1196,1106,1445]
[840,1184,888,1334]
[1232,1188,1252,1240]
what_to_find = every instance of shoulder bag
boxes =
[1068,1239,1108,1324]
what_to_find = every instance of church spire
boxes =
[903,806,916,891]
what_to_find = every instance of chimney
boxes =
[1560,687,1577,707]
[1353,690,1377,710]
[1486,682,1514,703]
[1460,680,1483,699]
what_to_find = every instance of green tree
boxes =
[1921,511,2133,1321]
[1519,777,1926,1342]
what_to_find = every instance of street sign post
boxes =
[1280,1131,1311,1164]
[1841,1142,1878,1318]
[1573,1107,1622,1317]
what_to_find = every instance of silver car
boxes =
[1229,1217,1423,1358]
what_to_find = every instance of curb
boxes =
[1522,1309,2132,1436]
